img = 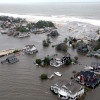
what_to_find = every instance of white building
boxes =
[50,54,71,67]
[23,45,38,54]
[50,80,84,100]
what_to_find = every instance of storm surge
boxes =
[0,12,100,26]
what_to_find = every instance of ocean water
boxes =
[0,3,100,26]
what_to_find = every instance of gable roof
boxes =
[78,71,95,79]
[55,79,82,94]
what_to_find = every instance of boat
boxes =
[54,72,62,77]
[84,66,93,70]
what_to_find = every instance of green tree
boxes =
[44,57,50,66]
[66,59,72,65]
[40,74,48,80]
[36,59,42,65]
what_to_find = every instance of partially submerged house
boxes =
[1,55,19,64]
[77,43,88,53]
[1,28,9,34]
[23,45,38,54]
[50,53,71,67]
[50,79,84,100]
[91,49,100,58]
[90,62,100,74]
[76,71,100,88]
[50,30,59,37]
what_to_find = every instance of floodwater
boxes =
[0,23,100,100]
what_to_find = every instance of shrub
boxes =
[36,59,42,65]
[74,56,78,60]
[47,38,51,43]
[43,57,50,66]
[56,43,68,52]
[64,38,68,43]
[40,74,48,80]
[36,20,54,28]
[13,50,20,53]
[72,70,77,74]
[66,59,72,65]
[43,38,51,47]
[70,77,74,79]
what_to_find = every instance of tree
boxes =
[47,38,51,43]
[56,44,62,51]
[44,57,50,66]
[40,74,48,80]
[74,56,78,61]
[56,43,68,52]
[36,59,42,65]
[64,38,68,43]
[66,59,72,65]
[43,40,49,47]
[36,20,54,28]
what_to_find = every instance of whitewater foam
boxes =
[0,12,100,26]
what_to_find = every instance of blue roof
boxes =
[85,78,100,87]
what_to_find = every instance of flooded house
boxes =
[77,43,88,53]
[90,62,100,74]
[76,71,100,88]
[23,45,38,54]
[50,79,84,100]
[91,49,100,58]
[1,28,9,34]
[50,30,59,37]
[50,53,71,67]
[1,55,19,64]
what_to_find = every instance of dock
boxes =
[0,49,15,56]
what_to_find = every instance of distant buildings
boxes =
[50,79,84,100]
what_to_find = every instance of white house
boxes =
[50,80,84,100]
[23,45,38,54]
[50,53,71,67]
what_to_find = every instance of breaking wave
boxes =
[0,12,100,26]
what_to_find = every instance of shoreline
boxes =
[0,12,100,26]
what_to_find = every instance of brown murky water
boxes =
[0,23,100,100]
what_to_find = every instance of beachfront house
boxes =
[50,79,84,100]
[1,55,19,64]
[77,43,88,53]
[76,71,100,88]
[50,53,71,67]
[23,45,38,54]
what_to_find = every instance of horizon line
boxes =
[0,1,100,4]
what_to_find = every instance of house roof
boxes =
[55,79,83,94]
[25,45,35,49]
[78,71,95,79]
[50,30,59,36]
[6,55,16,60]
[85,78,99,87]
[50,53,70,60]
